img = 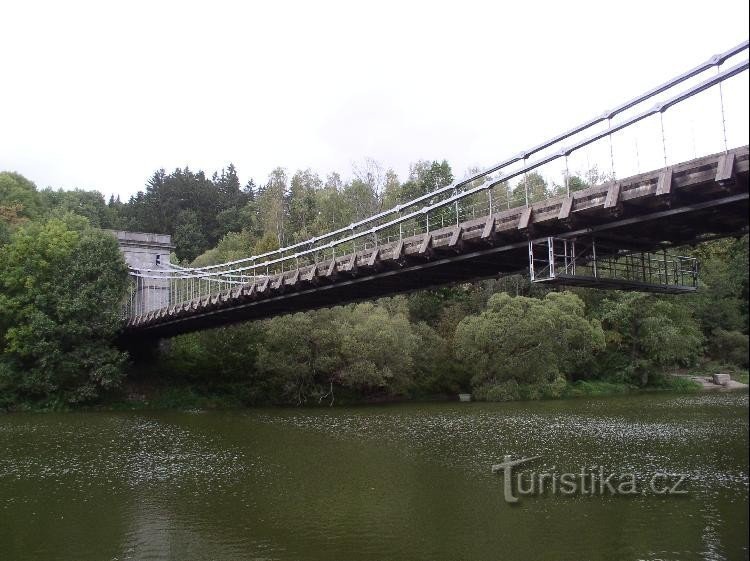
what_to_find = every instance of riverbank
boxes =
[3,374,725,413]
[670,362,750,390]
[672,373,749,390]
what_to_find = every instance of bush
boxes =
[473,377,569,402]
[454,292,605,389]
[599,293,704,386]
[473,380,521,402]
[709,328,749,368]
[563,380,634,397]
[540,376,569,399]
[0,214,128,404]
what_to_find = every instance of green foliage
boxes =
[288,169,322,240]
[121,165,252,259]
[158,301,428,406]
[255,303,419,404]
[0,214,129,403]
[256,167,287,245]
[163,323,263,385]
[1,172,41,246]
[645,373,702,392]
[409,321,465,394]
[474,377,621,402]
[563,380,635,398]
[336,303,418,393]
[153,323,270,407]
[255,311,339,404]
[598,293,704,385]
[709,328,749,368]
[511,172,548,205]
[191,230,255,268]
[38,188,112,228]
[254,232,280,254]
[689,237,749,335]
[454,292,605,388]
[0,171,40,221]
[408,288,458,326]
[173,209,209,262]
[398,160,453,203]
[473,379,522,401]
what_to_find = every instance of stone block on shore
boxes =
[712,373,731,386]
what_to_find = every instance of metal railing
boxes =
[529,237,699,290]
[124,40,748,318]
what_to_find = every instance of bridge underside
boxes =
[123,146,749,340]
[533,275,698,294]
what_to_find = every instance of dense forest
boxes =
[0,160,747,409]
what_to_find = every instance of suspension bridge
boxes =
[120,40,750,340]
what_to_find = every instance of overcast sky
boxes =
[1,0,748,200]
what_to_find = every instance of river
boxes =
[1,391,747,561]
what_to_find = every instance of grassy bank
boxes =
[685,361,749,385]
[472,376,702,403]
[0,373,718,413]
[105,377,704,409]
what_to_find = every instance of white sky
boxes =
[1,0,748,200]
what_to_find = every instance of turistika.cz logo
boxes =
[491,455,689,504]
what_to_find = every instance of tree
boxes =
[333,303,418,394]
[380,168,401,209]
[0,203,29,246]
[173,209,208,262]
[212,164,244,208]
[0,172,40,221]
[257,168,287,245]
[709,328,749,368]
[254,231,280,254]
[163,323,264,390]
[0,214,129,404]
[312,174,346,233]
[254,303,420,404]
[399,160,453,203]
[39,188,111,227]
[598,292,703,385]
[121,166,249,249]
[256,312,339,405]
[510,172,548,206]
[191,229,255,268]
[288,169,321,240]
[689,236,749,336]
[409,321,461,394]
[550,174,589,198]
[342,178,378,222]
[352,158,390,210]
[454,292,604,390]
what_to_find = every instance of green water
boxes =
[1,392,747,561]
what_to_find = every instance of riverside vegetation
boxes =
[0,162,747,410]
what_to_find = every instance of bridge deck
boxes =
[124,146,749,339]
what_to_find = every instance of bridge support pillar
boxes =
[107,230,175,314]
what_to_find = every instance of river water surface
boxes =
[1,392,748,561]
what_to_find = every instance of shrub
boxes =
[454,292,605,389]
[473,380,521,402]
[0,214,128,403]
[709,328,749,368]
